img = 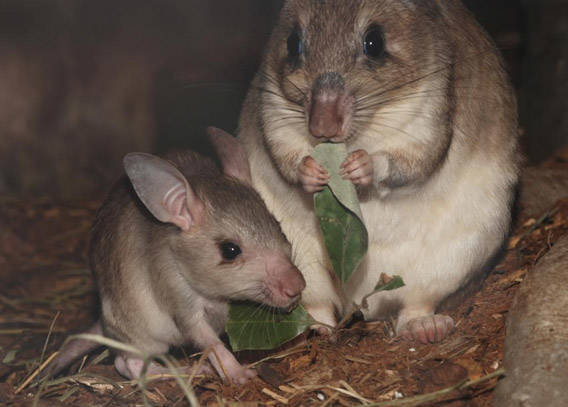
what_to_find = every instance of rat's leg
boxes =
[289,224,343,333]
[181,318,257,385]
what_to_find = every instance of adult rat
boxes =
[48,128,305,384]
[237,0,520,343]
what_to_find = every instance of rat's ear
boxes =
[207,127,252,185]
[123,153,204,231]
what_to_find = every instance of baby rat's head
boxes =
[124,128,305,310]
[260,0,454,145]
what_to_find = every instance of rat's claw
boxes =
[299,155,329,193]
[340,150,373,186]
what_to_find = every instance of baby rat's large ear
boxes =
[207,127,252,185]
[123,153,204,231]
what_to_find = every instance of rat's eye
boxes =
[363,25,385,59]
[219,241,242,262]
[287,30,302,58]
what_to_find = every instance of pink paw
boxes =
[340,149,373,186]
[298,155,329,193]
[399,315,454,344]
[226,366,257,385]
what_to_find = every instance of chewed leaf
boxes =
[313,143,368,285]
[226,303,311,352]
[361,275,406,311]
[374,275,405,292]
[315,188,368,284]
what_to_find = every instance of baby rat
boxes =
[237,0,520,343]
[49,127,305,384]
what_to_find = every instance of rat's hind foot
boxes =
[397,314,454,344]
[114,355,191,380]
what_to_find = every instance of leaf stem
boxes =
[336,278,404,330]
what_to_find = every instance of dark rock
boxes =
[494,235,568,406]
[520,167,568,217]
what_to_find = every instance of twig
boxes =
[340,380,372,404]
[362,368,505,407]
[336,275,405,330]
[44,334,199,407]
[39,311,60,366]
[0,328,66,335]
[210,346,230,386]
[15,351,59,394]
[188,347,211,385]
[248,341,309,368]
[153,354,199,407]
[262,388,289,404]
[321,392,340,407]
[90,349,110,366]
[58,386,80,402]
[328,384,373,404]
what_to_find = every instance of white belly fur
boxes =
[243,130,514,325]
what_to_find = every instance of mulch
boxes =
[0,167,567,406]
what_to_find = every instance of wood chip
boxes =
[344,356,372,365]
[261,388,289,405]
[143,390,163,404]
[278,385,296,394]
[464,344,480,355]
[75,377,116,393]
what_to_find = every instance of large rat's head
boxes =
[123,128,305,310]
[260,0,452,145]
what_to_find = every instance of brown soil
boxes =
[1,165,567,406]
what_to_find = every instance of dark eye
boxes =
[363,25,385,59]
[219,242,242,261]
[287,30,302,58]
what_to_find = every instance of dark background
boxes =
[0,0,565,198]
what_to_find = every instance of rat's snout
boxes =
[276,266,306,311]
[308,72,353,141]
[266,255,306,309]
[279,266,306,299]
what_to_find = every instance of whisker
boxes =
[353,47,499,106]
[353,120,426,145]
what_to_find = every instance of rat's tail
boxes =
[45,320,104,378]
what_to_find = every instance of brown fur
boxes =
[238,0,520,339]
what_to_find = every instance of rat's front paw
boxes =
[340,150,373,186]
[304,301,337,341]
[226,365,258,385]
[298,155,329,193]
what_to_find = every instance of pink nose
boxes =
[309,95,342,139]
[280,268,306,298]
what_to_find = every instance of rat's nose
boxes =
[308,72,351,140]
[281,267,306,298]
[309,95,342,139]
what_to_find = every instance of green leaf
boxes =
[374,275,405,292]
[361,275,406,310]
[313,143,368,285]
[226,303,312,352]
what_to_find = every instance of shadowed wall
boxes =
[0,0,555,198]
